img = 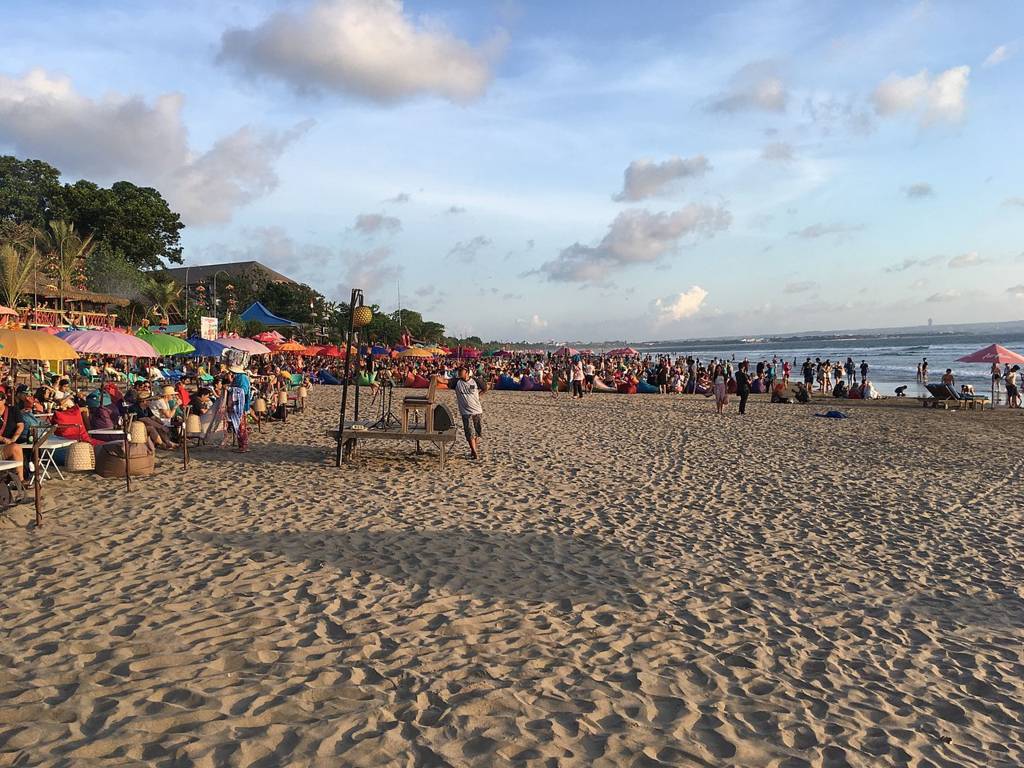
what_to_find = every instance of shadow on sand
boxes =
[193,527,652,607]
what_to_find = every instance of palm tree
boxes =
[46,221,95,313]
[141,277,181,324]
[0,243,38,311]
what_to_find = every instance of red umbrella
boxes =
[956,344,1024,365]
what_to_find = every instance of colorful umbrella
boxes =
[253,330,286,343]
[219,337,271,355]
[399,347,434,358]
[0,306,19,318]
[0,328,77,360]
[370,345,390,356]
[135,328,195,356]
[956,344,1024,365]
[276,340,307,352]
[187,337,230,357]
[58,329,158,357]
[555,346,579,356]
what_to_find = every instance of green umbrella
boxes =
[135,328,195,356]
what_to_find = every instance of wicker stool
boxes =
[65,441,96,472]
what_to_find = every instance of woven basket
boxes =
[254,397,267,414]
[66,441,95,471]
[129,422,149,444]
[185,414,202,436]
[298,386,309,398]
[277,392,288,406]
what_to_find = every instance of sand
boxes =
[1,386,1022,767]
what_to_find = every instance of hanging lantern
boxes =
[352,305,373,328]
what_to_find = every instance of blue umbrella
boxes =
[187,337,230,357]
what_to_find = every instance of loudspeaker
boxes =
[432,403,455,432]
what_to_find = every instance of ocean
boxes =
[636,331,1024,401]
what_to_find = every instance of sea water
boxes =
[640,331,1024,401]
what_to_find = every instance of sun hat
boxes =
[228,364,246,374]
[161,385,175,397]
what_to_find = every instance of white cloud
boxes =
[653,286,708,323]
[340,246,401,295]
[218,0,506,104]
[447,235,492,263]
[789,222,863,239]
[904,182,933,198]
[1004,197,1024,208]
[540,204,731,283]
[515,314,548,331]
[612,155,711,201]
[352,212,402,235]
[872,65,970,125]
[1007,284,1024,299]
[761,142,795,162]
[926,289,960,302]
[0,69,308,226]
[783,280,817,294]
[983,44,1013,68]
[948,251,987,268]
[885,254,944,272]
[707,60,787,113]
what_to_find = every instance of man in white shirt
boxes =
[453,366,484,460]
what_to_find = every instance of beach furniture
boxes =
[401,375,438,433]
[35,436,77,481]
[331,404,458,470]
[187,392,227,445]
[919,383,990,410]
[95,440,155,478]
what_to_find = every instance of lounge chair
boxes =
[919,383,990,410]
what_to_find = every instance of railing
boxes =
[18,308,119,329]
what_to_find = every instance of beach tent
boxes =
[956,344,1024,365]
[239,301,299,327]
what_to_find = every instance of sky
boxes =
[2,0,1023,341]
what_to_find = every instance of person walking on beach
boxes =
[1005,365,1020,408]
[454,365,483,460]
[860,359,869,384]
[802,358,814,388]
[571,358,585,400]
[712,364,728,415]
[736,361,751,415]
[921,357,928,381]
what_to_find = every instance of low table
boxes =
[89,429,126,442]
[328,426,457,469]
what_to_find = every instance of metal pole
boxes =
[335,289,361,467]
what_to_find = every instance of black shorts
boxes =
[585,374,595,385]
[1007,384,1019,398]
[461,414,482,442]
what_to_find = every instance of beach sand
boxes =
[1,387,1022,767]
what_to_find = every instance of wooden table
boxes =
[328,426,457,469]
[89,429,126,442]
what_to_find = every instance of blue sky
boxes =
[2,0,1022,341]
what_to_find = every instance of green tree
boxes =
[62,180,183,269]
[85,245,146,298]
[140,276,181,324]
[0,242,37,309]
[0,156,66,230]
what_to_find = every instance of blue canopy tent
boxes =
[239,301,299,327]
[187,337,230,357]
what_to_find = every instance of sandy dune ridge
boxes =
[1,386,1022,767]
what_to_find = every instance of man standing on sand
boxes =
[453,365,484,460]
[736,361,751,415]
[860,359,869,384]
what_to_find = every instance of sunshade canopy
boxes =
[219,337,271,355]
[136,328,195,356]
[239,301,298,327]
[399,347,433,358]
[58,329,158,357]
[0,328,77,360]
[187,337,230,357]
[956,344,1024,365]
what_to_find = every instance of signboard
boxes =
[200,316,218,340]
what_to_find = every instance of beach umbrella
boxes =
[302,345,325,355]
[370,345,390,357]
[399,347,433,358]
[0,327,77,360]
[219,337,271,355]
[187,337,230,357]
[956,344,1024,365]
[58,329,158,357]
[135,328,195,356]
[0,306,19,318]
[276,340,307,352]
[555,346,579,356]
[253,330,285,343]
[455,346,481,358]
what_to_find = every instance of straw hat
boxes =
[161,385,175,397]
[228,364,246,374]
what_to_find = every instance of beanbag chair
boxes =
[592,378,616,392]
[496,375,518,391]
[317,370,340,385]
[617,382,637,394]
[95,441,155,478]
[637,381,659,394]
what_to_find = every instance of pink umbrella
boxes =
[555,346,579,356]
[253,330,285,343]
[956,344,1024,365]
[219,336,271,355]
[58,329,158,357]
[0,305,19,318]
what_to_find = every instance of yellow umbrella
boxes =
[0,327,77,360]
[399,347,434,358]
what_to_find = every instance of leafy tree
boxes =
[63,180,183,269]
[0,156,66,230]
[85,245,147,298]
[140,277,181,324]
[0,243,37,309]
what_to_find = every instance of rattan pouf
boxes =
[65,441,95,472]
